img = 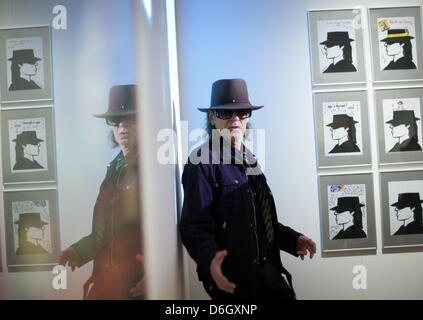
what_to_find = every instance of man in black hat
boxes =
[12,130,44,170]
[330,196,367,240]
[320,31,357,73]
[326,114,361,154]
[180,78,316,300]
[391,192,423,235]
[381,29,416,70]
[8,49,42,91]
[59,84,145,300]
[15,212,49,255]
[386,110,422,152]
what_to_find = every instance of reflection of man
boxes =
[386,110,422,152]
[321,32,357,73]
[15,212,49,255]
[326,114,360,153]
[330,196,367,239]
[391,193,423,235]
[8,49,42,91]
[12,131,44,170]
[381,29,416,70]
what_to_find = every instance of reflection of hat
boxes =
[14,212,48,228]
[385,110,420,126]
[198,79,263,112]
[326,114,358,129]
[391,193,423,209]
[8,49,42,64]
[381,29,414,44]
[12,131,43,145]
[320,32,354,47]
[93,84,138,118]
[331,196,365,212]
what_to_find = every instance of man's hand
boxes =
[210,250,236,294]
[129,254,146,298]
[296,236,317,261]
[59,247,79,271]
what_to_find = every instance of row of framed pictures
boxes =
[319,171,423,252]
[314,87,423,168]
[308,6,423,85]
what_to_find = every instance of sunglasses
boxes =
[106,115,136,126]
[213,109,252,120]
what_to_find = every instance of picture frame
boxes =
[314,90,371,168]
[1,106,56,184]
[380,171,423,249]
[375,87,423,164]
[3,188,60,269]
[0,25,53,104]
[308,8,366,86]
[319,173,376,253]
[369,6,423,83]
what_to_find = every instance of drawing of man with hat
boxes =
[15,212,49,255]
[330,196,367,240]
[381,28,416,70]
[320,31,357,73]
[391,192,423,235]
[12,130,44,170]
[326,114,361,154]
[8,49,42,91]
[386,110,422,152]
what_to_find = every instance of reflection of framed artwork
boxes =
[308,9,366,85]
[314,91,371,168]
[369,7,423,82]
[0,26,52,104]
[375,88,423,164]
[3,188,60,269]
[380,171,423,249]
[319,174,376,252]
[1,107,56,184]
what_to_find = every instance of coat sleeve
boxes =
[275,222,303,257]
[179,161,219,276]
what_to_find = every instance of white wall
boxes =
[175,0,423,299]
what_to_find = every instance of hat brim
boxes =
[391,200,423,208]
[8,57,42,63]
[320,39,354,46]
[93,110,137,118]
[386,117,420,125]
[330,204,365,211]
[198,103,264,112]
[381,36,414,43]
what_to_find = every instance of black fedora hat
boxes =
[330,196,365,212]
[391,192,423,209]
[320,32,354,47]
[14,212,49,228]
[326,114,358,129]
[381,29,414,44]
[12,131,43,145]
[198,78,263,112]
[8,49,42,64]
[94,84,138,118]
[385,110,420,126]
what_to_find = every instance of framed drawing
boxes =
[369,6,423,82]
[380,171,423,249]
[0,26,52,104]
[3,188,60,269]
[314,90,371,168]
[375,87,423,164]
[1,107,56,184]
[308,9,366,85]
[319,173,376,252]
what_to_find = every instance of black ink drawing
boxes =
[8,49,42,91]
[381,29,416,70]
[390,192,423,235]
[386,110,422,152]
[320,31,357,73]
[330,196,367,239]
[15,212,49,255]
[12,130,44,170]
[326,114,361,153]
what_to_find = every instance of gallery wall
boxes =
[175,0,423,299]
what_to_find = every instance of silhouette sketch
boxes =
[15,212,49,255]
[330,196,367,239]
[386,110,422,152]
[381,29,417,70]
[391,192,423,235]
[320,31,357,73]
[8,49,42,91]
[12,131,44,170]
[326,114,361,153]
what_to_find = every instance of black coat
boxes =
[323,60,357,73]
[180,139,302,299]
[9,78,41,91]
[384,57,417,70]
[329,140,361,154]
[394,221,423,236]
[71,151,142,299]
[389,137,422,152]
[13,157,44,170]
[333,225,367,240]
[16,241,49,255]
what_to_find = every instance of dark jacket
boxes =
[9,77,41,91]
[389,137,422,152]
[333,225,367,240]
[16,241,49,255]
[71,151,142,299]
[329,140,360,154]
[180,138,302,298]
[13,157,44,170]
[394,221,423,236]
[384,57,417,70]
[323,60,357,73]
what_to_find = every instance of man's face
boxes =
[209,110,249,145]
[19,62,39,76]
[395,206,413,222]
[110,115,137,150]
[334,210,353,225]
[25,226,44,241]
[390,123,409,138]
[23,143,41,156]
[385,42,403,57]
[330,126,348,140]
[324,45,344,59]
